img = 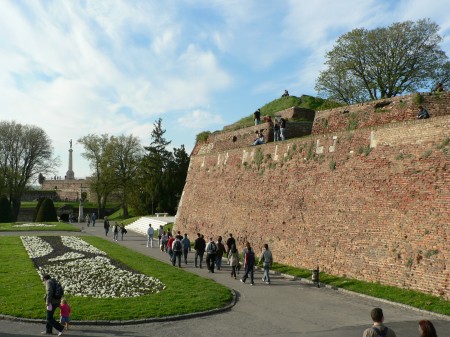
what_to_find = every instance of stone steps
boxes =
[126,217,170,236]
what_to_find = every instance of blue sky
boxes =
[0,0,449,178]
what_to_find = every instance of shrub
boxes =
[0,196,11,223]
[35,198,58,222]
[195,131,211,143]
[33,198,45,222]
[413,92,424,104]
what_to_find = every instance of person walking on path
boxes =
[119,223,127,240]
[205,237,218,273]
[171,236,183,267]
[259,243,273,284]
[147,224,154,248]
[181,233,191,264]
[215,236,226,270]
[158,225,164,246]
[103,216,110,236]
[194,233,206,268]
[226,233,236,256]
[112,222,119,241]
[91,212,96,226]
[362,307,396,337]
[59,298,71,331]
[228,244,240,279]
[42,274,65,336]
[241,242,255,285]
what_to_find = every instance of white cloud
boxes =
[177,109,224,129]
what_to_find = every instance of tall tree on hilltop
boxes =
[0,121,58,221]
[316,19,448,103]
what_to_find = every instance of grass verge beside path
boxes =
[0,222,80,232]
[269,262,450,316]
[0,236,232,320]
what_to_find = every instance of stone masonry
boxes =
[176,92,450,300]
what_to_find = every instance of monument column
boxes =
[66,139,75,180]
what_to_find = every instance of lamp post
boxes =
[78,185,87,223]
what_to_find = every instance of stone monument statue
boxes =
[66,139,75,180]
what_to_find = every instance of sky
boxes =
[0,0,449,179]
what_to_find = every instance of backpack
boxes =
[173,240,182,252]
[209,242,217,253]
[52,279,64,300]
[372,327,388,337]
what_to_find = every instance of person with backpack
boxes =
[259,243,273,284]
[240,242,255,285]
[205,237,218,273]
[181,233,191,264]
[362,308,396,337]
[171,236,183,267]
[42,274,65,336]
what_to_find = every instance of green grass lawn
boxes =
[0,222,80,232]
[0,236,232,320]
[267,262,450,316]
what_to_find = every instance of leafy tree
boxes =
[0,195,11,223]
[38,173,46,185]
[35,198,58,222]
[160,145,190,214]
[0,121,58,221]
[316,19,448,103]
[78,134,115,218]
[108,135,143,217]
[130,118,190,215]
[432,61,450,90]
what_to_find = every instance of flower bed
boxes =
[21,236,165,298]
[13,223,56,228]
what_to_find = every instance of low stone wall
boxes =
[312,92,450,135]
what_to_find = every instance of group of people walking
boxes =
[103,216,127,241]
[145,227,274,285]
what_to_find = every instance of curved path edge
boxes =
[0,289,238,325]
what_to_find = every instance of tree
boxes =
[316,19,448,103]
[35,198,58,222]
[160,145,190,214]
[0,121,58,221]
[0,195,11,223]
[78,134,115,218]
[108,135,143,217]
[38,173,46,185]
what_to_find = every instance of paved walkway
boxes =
[1,223,449,337]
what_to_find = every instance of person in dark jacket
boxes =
[194,233,206,268]
[42,274,64,335]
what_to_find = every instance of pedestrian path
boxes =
[1,223,449,337]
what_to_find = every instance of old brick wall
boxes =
[313,92,450,135]
[176,115,450,299]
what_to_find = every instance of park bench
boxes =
[155,212,169,217]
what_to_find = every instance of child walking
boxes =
[59,298,71,330]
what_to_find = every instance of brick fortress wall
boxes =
[176,93,450,299]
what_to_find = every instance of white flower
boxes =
[21,236,53,258]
